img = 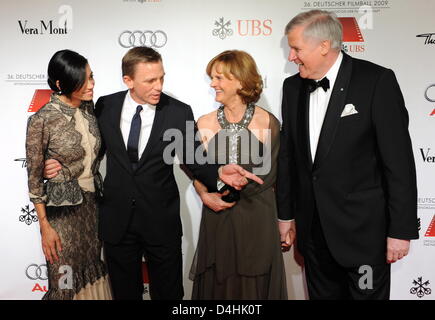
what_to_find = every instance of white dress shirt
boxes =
[120,91,156,159]
[309,51,343,162]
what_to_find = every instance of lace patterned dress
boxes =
[190,104,287,299]
[26,94,112,300]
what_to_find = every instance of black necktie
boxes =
[127,105,143,169]
[307,77,330,93]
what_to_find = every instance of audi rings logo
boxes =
[425,84,435,103]
[119,30,167,48]
[25,264,48,280]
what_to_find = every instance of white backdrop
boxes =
[1,0,434,300]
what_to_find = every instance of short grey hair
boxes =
[285,10,343,50]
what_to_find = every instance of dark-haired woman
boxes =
[26,50,112,300]
[189,50,287,299]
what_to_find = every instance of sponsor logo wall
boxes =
[0,0,433,300]
[118,30,168,48]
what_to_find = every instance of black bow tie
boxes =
[307,77,330,93]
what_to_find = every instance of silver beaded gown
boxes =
[190,104,287,299]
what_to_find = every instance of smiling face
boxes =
[287,25,329,80]
[123,61,165,105]
[71,64,94,102]
[209,62,243,106]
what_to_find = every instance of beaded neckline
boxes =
[217,103,255,130]
[216,103,255,164]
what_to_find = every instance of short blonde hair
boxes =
[206,50,263,104]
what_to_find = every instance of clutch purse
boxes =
[218,184,240,203]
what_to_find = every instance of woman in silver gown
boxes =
[190,50,287,299]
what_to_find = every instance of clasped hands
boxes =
[196,164,263,213]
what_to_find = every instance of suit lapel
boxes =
[136,93,169,170]
[107,91,133,174]
[297,78,313,171]
[313,52,353,171]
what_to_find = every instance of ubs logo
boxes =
[212,17,272,40]
[19,205,38,225]
[339,17,365,54]
[213,17,233,39]
[410,277,432,298]
[237,19,272,36]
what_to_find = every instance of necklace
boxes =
[217,103,255,164]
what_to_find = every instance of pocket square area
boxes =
[341,104,358,117]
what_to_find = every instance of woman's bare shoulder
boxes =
[255,106,280,126]
[197,110,218,129]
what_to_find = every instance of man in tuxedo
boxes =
[45,46,261,300]
[277,10,419,300]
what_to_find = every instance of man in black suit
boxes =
[45,47,261,300]
[277,10,419,300]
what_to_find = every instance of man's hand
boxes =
[386,237,410,263]
[44,159,61,179]
[200,190,236,212]
[219,164,263,190]
[279,220,296,252]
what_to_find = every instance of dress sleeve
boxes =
[26,113,49,204]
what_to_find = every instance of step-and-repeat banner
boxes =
[1,0,433,300]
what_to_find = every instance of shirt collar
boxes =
[321,51,343,89]
[127,90,156,111]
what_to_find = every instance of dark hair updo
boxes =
[47,50,88,98]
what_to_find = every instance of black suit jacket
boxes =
[277,52,419,267]
[95,91,218,245]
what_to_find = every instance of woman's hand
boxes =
[44,159,61,179]
[40,222,62,265]
[200,190,236,213]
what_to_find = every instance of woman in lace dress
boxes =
[26,50,112,300]
[189,50,288,299]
